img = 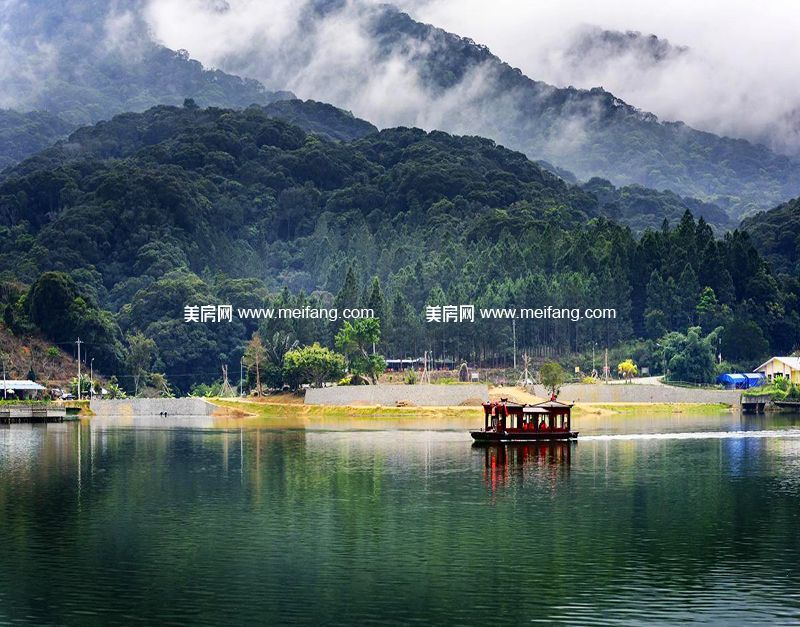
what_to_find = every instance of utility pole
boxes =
[76,338,83,400]
[2,357,6,401]
[240,356,244,397]
[90,358,94,401]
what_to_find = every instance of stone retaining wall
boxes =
[304,384,489,406]
[90,398,217,417]
[529,384,741,405]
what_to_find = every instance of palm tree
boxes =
[263,331,298,368]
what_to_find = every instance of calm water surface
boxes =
[1,411,800,625]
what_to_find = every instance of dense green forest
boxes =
[214,1,800,216]
[582,178,731,232]
[741,197,800,275]
[0,110,74,171]
[3,0,799,219]
[372,4,800,212]
[0,103,796,391]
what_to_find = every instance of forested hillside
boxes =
[367,5,800,212]
[3,0,799,218]
[0,0,291,168]
[582,178,732,232]
[211,1,800,216]
[741,197,800,275]
[0,110,74,171]
[0,104,795,390]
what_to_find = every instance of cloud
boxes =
[142,0,487,128]
[389,0,800,155]
[141,0,800,155]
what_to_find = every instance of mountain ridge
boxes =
[205,1,800,216]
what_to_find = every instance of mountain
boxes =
[0,103,596,292]
[0,0,292,168]
[582,178,732,233]
[368,5,800,211]
[565,27,688,66]
[0,109,73,170]
[205,1,800,216]
[740,197,800,274]
[4,0,798,221]
[1,104,796,386]
[261,100,378,141]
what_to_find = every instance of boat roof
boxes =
[523,406,549,414]
[533,399,573,409]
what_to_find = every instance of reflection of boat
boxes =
[478,441,573,468]
[479,441,573,490]
[471,399,577,442]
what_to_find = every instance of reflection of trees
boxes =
[1,426,800,623]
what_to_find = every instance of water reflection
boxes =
[478,442,573,492]
[1,417,800,625]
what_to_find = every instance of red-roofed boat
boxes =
[471,398,577,442]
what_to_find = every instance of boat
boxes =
[471,398,577,442]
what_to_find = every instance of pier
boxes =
[741,394,772,414]
[0,405,68,424]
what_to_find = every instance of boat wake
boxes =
[582,429,800,442]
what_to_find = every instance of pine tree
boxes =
[366,277,385,323]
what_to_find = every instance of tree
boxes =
[677,264,700,326]
[660,326,719,384]
[105,376,126,399]
[261,330,299,389]
[263,330,298,366]
[696,287,731,331]
[69,375,92,398]
[125,332,156,396]
[366,276,385,323]
[539,362,565,399]
[335,318,386,385]
[26,271,124,372]
[386,292,418,357]
[148,372,173,398]
[26,272,79,340]
[720,318,769,363]
[283,343,346,388]
[243,332,267,396]
[617,359,638,381]
[334,265,360,313]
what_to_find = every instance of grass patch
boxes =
[578,402,732,416]
[212,398,734,422]
[211,398,477,420]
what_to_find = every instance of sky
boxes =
[394,0,800,154]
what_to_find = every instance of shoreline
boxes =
[211,397,735,419]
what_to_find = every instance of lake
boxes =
[1,411,800,625]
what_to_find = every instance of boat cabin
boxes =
[473,398,576,441]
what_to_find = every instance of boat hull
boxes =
[471,430,578,442]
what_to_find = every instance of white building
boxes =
[0,379,47,400]
[755,357,800,384]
